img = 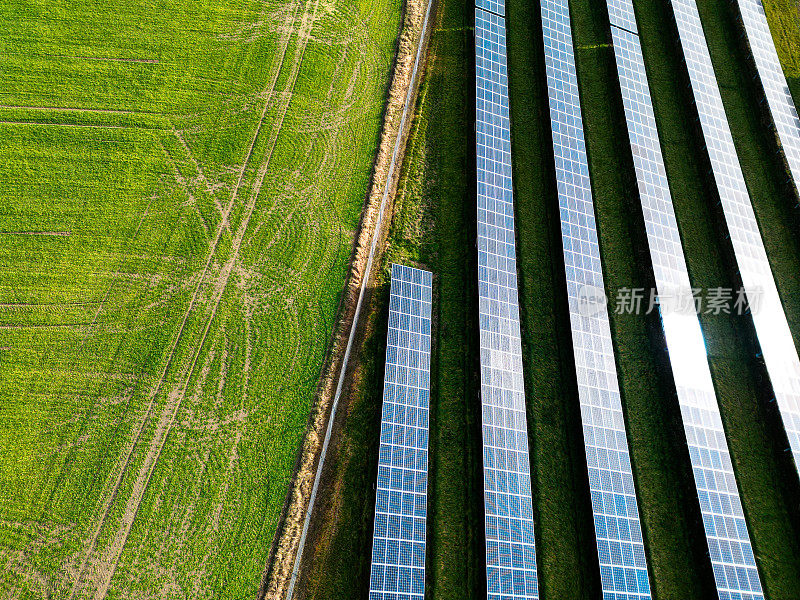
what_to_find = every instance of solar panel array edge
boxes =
[477,0,505,17]
[669,0,800,482]
[369,264,433,600]
[476,7,540,599]
[735,0,800,196]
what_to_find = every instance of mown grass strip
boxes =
[505,0,598,597]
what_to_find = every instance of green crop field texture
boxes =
[762,0,800,100]
[0,0,402,597]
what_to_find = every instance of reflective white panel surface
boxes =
[610,19,764,598]
[476,8,539,599]
[670,0,800,479]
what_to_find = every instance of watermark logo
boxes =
[577,285,762,316]
[578,285,608,317]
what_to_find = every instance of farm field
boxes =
[298,0,800,598]
[0,0,402,598]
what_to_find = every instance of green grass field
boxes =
[762,0,800,100]
[0,0,402,597]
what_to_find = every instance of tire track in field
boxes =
[171,126,227,218]
[0,105,153,115]
[0,121,158,130]
[64,1,310,597]
[68,1,323,598]
[254,21,378,400]
[91,14,321,593]
[159,141,213,239]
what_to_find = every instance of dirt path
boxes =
[64,1,319,597]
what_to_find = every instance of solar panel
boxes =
[477,0,505,16]
[475,8,540,599]
[609,19,765,599]
[735,0,800,197]
[540,0,653,597]
[607,0,639,35]
[369,263,433,600]
[670,0,800,489]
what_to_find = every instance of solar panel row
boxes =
[369,264,433,600]
[608,14,765,598]
[670,0,800,484]
[734,0,800,197]
[540,0,652,597]
[475,8,540,599]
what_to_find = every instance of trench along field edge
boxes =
[262,0,434,596]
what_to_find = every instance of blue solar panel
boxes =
[670,0,800,490]
[607,0,639,35]
[369,264,433,600]
[540,0,652,597]
[477,0,505,17]
[736,0,800,196]
[475,8,540,600]
[609,18,765,599]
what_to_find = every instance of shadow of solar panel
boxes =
[735,0,800,196]
[609,16,765,598]
[670,0,800,492]
[475,8,540,599]
[369,264,433,600]
[539,0,653,597]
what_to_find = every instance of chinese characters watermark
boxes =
[578,285,762,318]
